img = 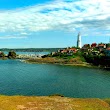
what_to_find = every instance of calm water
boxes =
[0,59,110,98]
[3,51,50,55]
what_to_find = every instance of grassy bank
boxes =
[25,57,94,68]
[0,95,110,110]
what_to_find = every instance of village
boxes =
[48,33,110,68]
[51,42,110,57]
[51,32,110,57]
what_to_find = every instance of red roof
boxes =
[98,44,105,46]
[68,48,77,51]
[61,50,68,53]
[91,43,97,47]
[106,47,110,50]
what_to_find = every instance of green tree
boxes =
[8,51,16,59]
[0,52,5,59]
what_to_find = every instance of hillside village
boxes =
[52,42,110,56]
[51,32,110,58]
[49,42,110,68]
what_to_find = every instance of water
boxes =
[3,51,50,55]
[0,59,110,98]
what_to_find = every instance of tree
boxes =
[0,51,5,58]
[8,51,16,59]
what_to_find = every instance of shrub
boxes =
[8,51,16,59]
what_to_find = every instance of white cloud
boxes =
[0,0,110,37]
[0,36,27,39]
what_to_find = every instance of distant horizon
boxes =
[0,0,110,48]
[0,47,65,49]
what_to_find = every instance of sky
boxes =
[0,0,110,48]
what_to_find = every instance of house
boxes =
[61,49,68,53]
[81,44,91,52]
[60,48,77,54]
[98,43,106,49]
[68,48,77,53]
[91,43,97,48]
[82,44,91,49]
[106,47,110,50]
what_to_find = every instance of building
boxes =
[68,48,77,53]
[77,32,81,48]
[61,49,68,53]
[98,43,106,52]
[91,43,97,48]
[82,44,90,48]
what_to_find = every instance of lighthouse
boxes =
[77,32,81,48]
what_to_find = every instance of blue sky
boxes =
[0,0,110,48]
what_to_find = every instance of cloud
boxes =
[0,0,110,37]
[0,36,27,39]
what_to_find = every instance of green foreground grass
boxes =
[0,95,110,110]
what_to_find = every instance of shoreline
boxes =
[22,60,108,70]
[0,56,106,69]
[22,57,97,68]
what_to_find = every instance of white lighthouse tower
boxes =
[77,32,81,48]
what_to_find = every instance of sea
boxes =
[0,52,110,98]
